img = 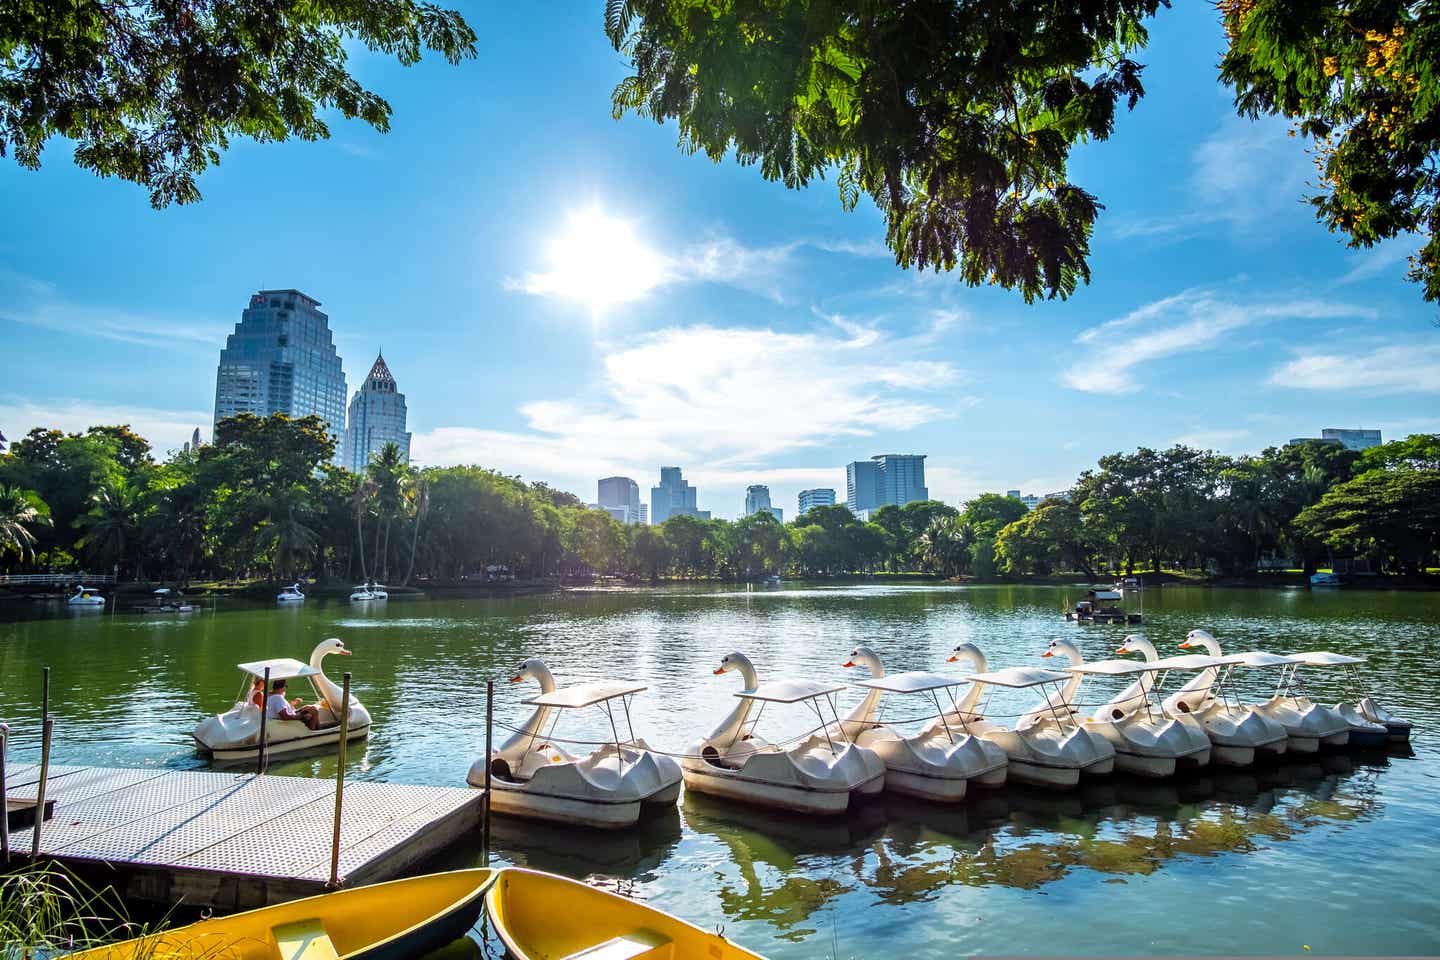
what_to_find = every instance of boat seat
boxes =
[562,929,672,960]
[272,919,340,960]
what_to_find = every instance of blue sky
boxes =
[1,4,1436,519]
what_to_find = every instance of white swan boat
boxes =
[67,586,106,607]
[1121,632,1288,767]
[681,652,885,815]
[1286,652,1395,747]
[1041,639,1211,778]
[350,583,388,602]
[941,644,1114,789]
[1228,650,1350,752]
[276,583,305,603]
[837,646,1006,801]
[469,658,681,830]
[193,638,370,761]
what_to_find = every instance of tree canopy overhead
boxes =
[0,0,476,207]
[608,0,1440,305]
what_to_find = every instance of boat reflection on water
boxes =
[489,806,685,880]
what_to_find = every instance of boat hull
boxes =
[680,765,859,815]
[486,784,643,830]
[64,869,495,960]
[1005,760,1081,789]
[198,724,370,762]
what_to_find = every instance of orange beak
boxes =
[1115,646,1128,654]
[842,660,855,668]
[712,666,726,675]
[946,655,958,663]
[508,675,523,683]
[337,649,352,656]
[1041,651,1054,658]
[1179,641,1192,649]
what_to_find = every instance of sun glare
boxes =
[529,207,668,313]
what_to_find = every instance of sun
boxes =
[525,207,668,314]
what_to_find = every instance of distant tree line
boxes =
[0,416,1436,584]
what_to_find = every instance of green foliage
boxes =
[0,483,50,562]
[1,1,477,207]
[607,0,1163,302]
[1219,0,1440,302]
[1295,444,1440,574]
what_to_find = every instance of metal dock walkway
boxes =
[3,764,483,910]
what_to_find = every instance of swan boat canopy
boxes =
[192,639,371,762]
[1228,651,1351,752]
[277,583,305,603]
[681,652,885,816]
[67,586,105,606]
[1043,640,1212,778]
[469,659,682,830]
[350,583,388,602]
[840,646,1006,801]
[1142,631,1290,766]
[1287,651,1402,746]
[944,654,1116,790]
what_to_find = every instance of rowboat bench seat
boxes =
[272,918,340,960]
[562,929,673,960]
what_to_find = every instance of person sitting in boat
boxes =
[266,679,322,729]
[249,677,265,710]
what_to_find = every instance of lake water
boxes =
[2,583,1437,957]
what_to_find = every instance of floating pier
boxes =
[2,764,483,910]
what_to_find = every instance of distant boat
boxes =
[1310,572,1342,588]
[67,586,106,607]
[277,583,306,603]
[350,582,388,602]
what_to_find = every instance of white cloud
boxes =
[1333,238,1419,287]
[1268,343,1440,395]
[1062,290,1377,395]
[0,270,229,349]
[0,398,211,455]
[411,322,960,513]
[1172,428,1253,452]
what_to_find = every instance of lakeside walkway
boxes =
[4,763,482,910]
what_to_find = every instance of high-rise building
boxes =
[1322,428,1382,451]
[214,289,347,457]
[798,488,836,517]
[651,467,710,524]
[598,476,643,524]
[343,352,411,473]
[847,455,928,518]
[639,504,649,525]
[1007,489,1043,512]
[745,484,772,516]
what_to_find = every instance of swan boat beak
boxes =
[712,666,725,675]
[842,661,856,668]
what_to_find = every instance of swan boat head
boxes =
[1178,629,1221,655]
[510,657,558,691]
[1116,634,1159,660]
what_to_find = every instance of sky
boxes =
[1,4,1437,520]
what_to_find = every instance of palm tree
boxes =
[254,489,319,580]
[351,477,376,582]
[0,485,51,564]
[402,479,430,586]
[366,443,410,581]
[75,478,142,577]
[918,516,976,578]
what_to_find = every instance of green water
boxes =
[2,583,1438,956]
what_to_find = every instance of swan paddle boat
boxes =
[1141,630,1288,765]
[1227,650,1350,752]
[277,582,305,603]
[470,658,681,830]
[193,638,371,762]
[65,869,495,960]
[837,646,1007,801]
[1040,638,1211,778]
[66,586,105,607]
[1286,651,1396,747]
[681,652,885,815]
[488,867,768,960]
[350,582,388,602]
[940,643,1114,789]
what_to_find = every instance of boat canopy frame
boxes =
[852,671,970,744]
[523,681,648,773]
[730,679,854,756]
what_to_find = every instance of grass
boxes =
[0,864,165,959]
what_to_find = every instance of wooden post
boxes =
[31,701,52,860]
[257,667,271,775]
[0,720,10,863]
[483,679,493,865]
[327,672,351,890]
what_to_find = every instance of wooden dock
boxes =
[2,764,483,910]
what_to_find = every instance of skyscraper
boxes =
[1322,428,1382,451]
[214,289,347,456]
[651,467,710,524]
[598,476,643,524]
[798,488,836,517]
[744,485,772,516]
[343,352,411,473]
[846,455,928,518]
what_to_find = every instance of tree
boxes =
[75,477,142,576]
[661,514,711,576]
[628,525,670,581]
[609,1,1439,304]
[1295,468,1440,574]
[366,442,411,581]
[1219,0,1440,303]
[995,497,1095,577]
[0,484,50,563]
[3,1,477,207]
[917,516,976,578]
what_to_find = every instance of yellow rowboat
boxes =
[67,869,495,960]
[486,867,767,960]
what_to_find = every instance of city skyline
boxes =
[3,5,1436,519]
